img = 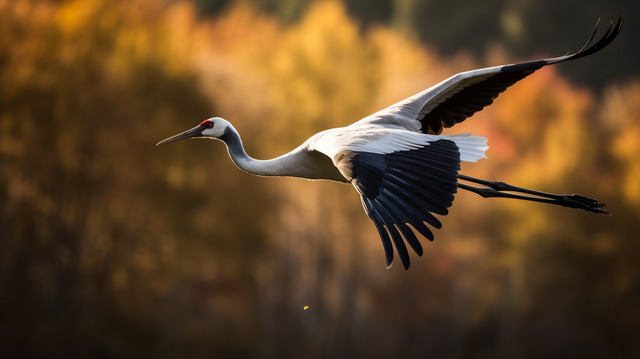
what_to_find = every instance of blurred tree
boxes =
[0,0,270,357]
[189,0,639,90]
[191,0,232,15]
[600,81,640,204]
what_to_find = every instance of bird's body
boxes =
[158,16,623,269]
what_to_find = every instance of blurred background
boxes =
[1,0,639,358]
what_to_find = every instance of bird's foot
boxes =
[560,194,611,215]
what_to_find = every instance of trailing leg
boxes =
[457,174,610,214]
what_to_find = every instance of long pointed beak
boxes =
[156,125,205,146]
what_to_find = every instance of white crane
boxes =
[158,16,622,269]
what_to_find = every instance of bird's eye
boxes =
[199,120,214,129]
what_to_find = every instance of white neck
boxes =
[219,127,302,177]
[217,126,347,182]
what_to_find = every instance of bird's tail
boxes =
[438,134,488,162]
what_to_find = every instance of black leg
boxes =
[458,174,610,215]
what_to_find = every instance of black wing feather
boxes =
[363,200,395,267]
[346,139,461,269]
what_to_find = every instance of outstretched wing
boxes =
[356,15,623,134]
[337,139,460,269]
[323,131,487,269]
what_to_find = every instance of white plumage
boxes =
[308,127,487,160]
[157,16,622,269]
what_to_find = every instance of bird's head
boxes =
[156,117,233,146]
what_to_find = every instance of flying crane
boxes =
[158,15,622,269]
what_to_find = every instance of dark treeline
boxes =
[193,0,638,89]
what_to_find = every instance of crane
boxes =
[157,15,623,269]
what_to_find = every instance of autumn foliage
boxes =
[1,0,639,358]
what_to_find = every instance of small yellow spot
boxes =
[303,306,310,311]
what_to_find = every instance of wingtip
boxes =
[384,257,412,270]
[546,13,623,66]
[616,11,624,31]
